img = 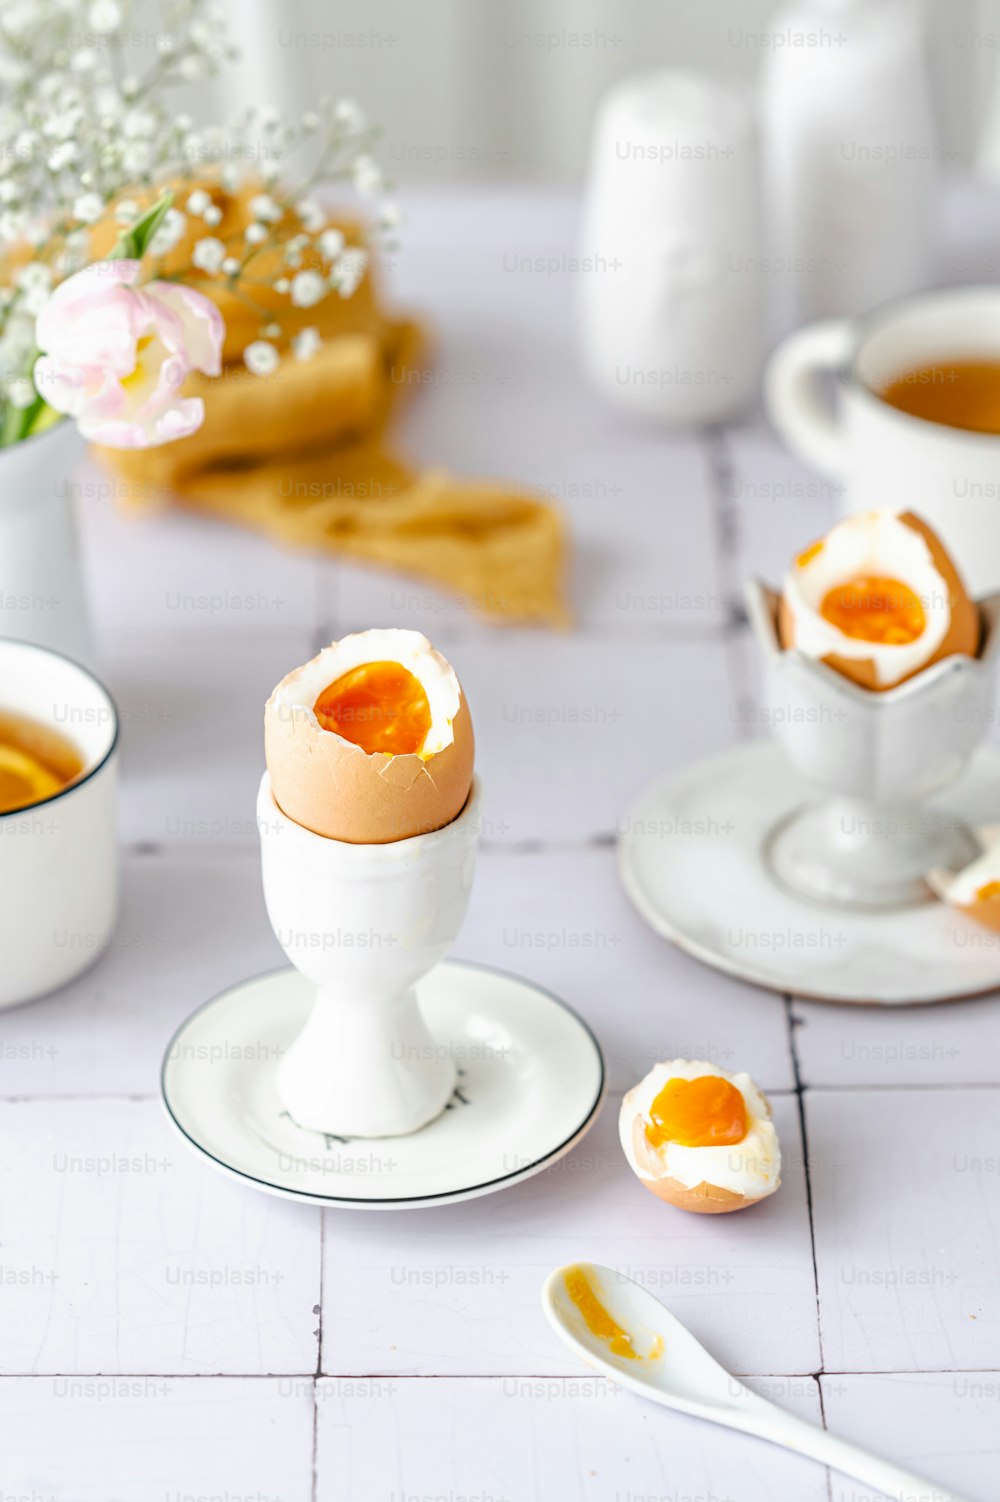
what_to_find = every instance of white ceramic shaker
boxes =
[579,70,763,424]
[760,0,938,330]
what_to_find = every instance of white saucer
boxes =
[161,960,605,1208]
[619,741,1000,1006]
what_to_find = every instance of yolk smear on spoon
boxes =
[313,661,432,756]
[645,1075,748,1150]
[563,1266,640,1360]
[976,880,1000,902]
[820,576,925,645]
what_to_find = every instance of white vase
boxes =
[579,69,763,424]
[0,422,95,670]
[760,0,938,331]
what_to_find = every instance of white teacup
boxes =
[0,640,119,1008]
[766,286,1000,599]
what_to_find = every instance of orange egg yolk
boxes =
[819,576,925,645]
[975,881,1000,902]
[645,1075,748,1150]
[313,661,432,755]
[563,1266,639,1359]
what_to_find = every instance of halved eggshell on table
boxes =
[618,1060,781,1215]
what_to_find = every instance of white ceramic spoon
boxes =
[542,1262,974,1502]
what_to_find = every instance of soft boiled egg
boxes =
[264,628,474,843]
[619,1060,781,1214]
[932,840,1000,933]
[778,510,979,691]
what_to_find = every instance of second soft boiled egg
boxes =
[264,628,474,843]
[619,1060,781,1214]
[778,510,979,691]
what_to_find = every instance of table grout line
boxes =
[784,997,829,1383]
[3,1366,995,1380]
[5,1082,1000,1105]
[6,1367,998,1378]
[311,1212,326,1502]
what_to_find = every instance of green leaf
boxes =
[109,189,175,262]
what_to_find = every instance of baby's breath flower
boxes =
[292,327,321,362]
[244,340,279,376]
[47,142,77,172]
[333,248,367,298]
[149,208,186,256]
[296,197,325,234]
[245,223,268,246]
[334,99,366,132]
[192,236,227,273]
[353,155,383,197]
[72,192,104,224]
[115,199,139,225]
[202,205,223,228]
[221,257,240,277]
[20,282,50,316]
[89,0,123,34]
[273,277,290,294]
[318,228,345,262]
[124,109,157,140]
[6,377,36,409]
[122,141,152,175]
[16,263,51,291]
[290,270,325,308]
[250,193,282,224]
[187,189,212,216]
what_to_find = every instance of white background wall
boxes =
[219,0,1000,183]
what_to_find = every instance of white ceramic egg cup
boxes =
[747,580,1000,911]
[260,772,482,1139]
[619,588,1000,1005]
[161,775,605,1207]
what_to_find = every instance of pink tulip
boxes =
[34,260,225,447]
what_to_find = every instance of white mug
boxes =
[766,286,1000,599]
[0,641,119,1008]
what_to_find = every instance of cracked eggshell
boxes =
[936,841,1000,933]
[264,629,474,844]
[778,511,979,692]
[619,1060,781,1216]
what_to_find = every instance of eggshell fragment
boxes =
[264,630,475,844]
[933,840,1000,933]
[778,511,979,692]
[627,1116,763,1213]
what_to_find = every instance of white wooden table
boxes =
[1,187,999,1501]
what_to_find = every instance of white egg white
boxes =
[619,1059,781,1198]
[270,628,462,758]
[783,511,951,688]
